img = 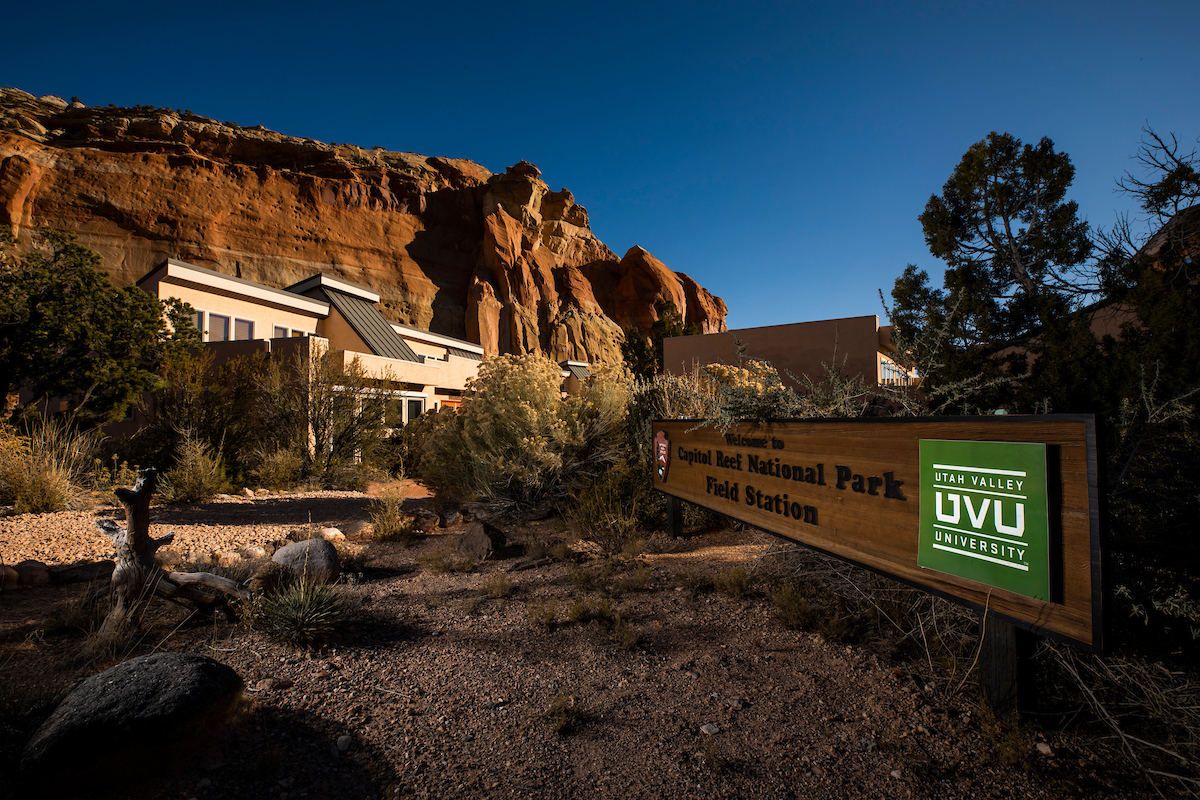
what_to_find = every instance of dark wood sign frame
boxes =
[653,415,1103,653]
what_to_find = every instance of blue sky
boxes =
[4,0,1198,329]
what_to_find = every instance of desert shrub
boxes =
[0,422,27,504]
[567,597,615,625]
[770,583,819,631]
[417,544,476,574]
[482,572,514,598]
[0,416,98,512]
[252,447,305,490]
[565,464,642,556]
[675,567,711,595]
[615,564,652,594]
[713,566,754,598]
[527,598,559,628]
[548,693,585,735]
[370,486,421,545]
[160,431,226,503]
[130,347,391,490]
[246,581,342,645]
[419,355,630,517]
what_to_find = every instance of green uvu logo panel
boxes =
[918,439,1050,600]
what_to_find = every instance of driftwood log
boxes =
[96,468,248,635]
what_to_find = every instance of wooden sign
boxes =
[653,416,1102,652]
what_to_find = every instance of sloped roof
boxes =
[561,361,590,380]
[323,288,420,363]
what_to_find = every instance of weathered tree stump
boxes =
[96,468,249,635]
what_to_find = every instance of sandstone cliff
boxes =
[0,88,726,365]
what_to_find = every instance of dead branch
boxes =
[96,467,249,636]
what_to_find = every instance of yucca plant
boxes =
[248,581,342,645]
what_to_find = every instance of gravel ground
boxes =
[0,490,1154,799]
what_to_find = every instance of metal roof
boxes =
[562,361,591,380]
[448,346,484,362]
[323,288,420,363]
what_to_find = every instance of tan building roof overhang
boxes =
[138,259,330,317]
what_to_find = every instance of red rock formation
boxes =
[0,88,727,365]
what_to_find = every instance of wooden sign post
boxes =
[653,416,1103,708]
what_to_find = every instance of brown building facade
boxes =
[662,315,914,388]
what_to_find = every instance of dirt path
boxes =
[0,491,1149,799]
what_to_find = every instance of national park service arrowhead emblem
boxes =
[654,430,670,482]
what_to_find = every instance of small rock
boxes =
[239,545,268,559]
[1,564,20,590]
[255,488,271,496]
[336,734,353,752]
[725,697,746,710]
[342,520,372,540]
[439,509,462,528]
[217,550,241,567]
[241,487,255,498]
[457,521,506,560]
[319,527,345,542]
[1036,742,1053,756]
[700,723,720,735]
[254,677,294,692]
[412,510,440,534]
[15,559,51,586]
[890,769,903,779]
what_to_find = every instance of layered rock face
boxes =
[0,88,726,365]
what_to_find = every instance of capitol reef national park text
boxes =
[652,417,1102,651]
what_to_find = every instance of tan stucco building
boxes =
[136,259,486,421]
[662,315,915,389]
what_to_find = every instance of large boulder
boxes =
[271,537,340,584]
[21,653,243,796]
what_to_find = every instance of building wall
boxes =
[663,315,897,388]
[143,279,323,341]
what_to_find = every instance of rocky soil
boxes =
[0,488,1155,799]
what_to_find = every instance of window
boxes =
[193,310,204,332]
[407,398,424,423]
[274,326,289,339]
[209,314,230,342]
[291,330,307,338]
[234,318,254,341]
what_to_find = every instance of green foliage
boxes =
[0,227,200,428]
[890,127,1200,657]
[131,346,389,489]
[246,581,343,646]
[419,354,630,517]
[251,447,305,490]
[890,133,1094,413]
[160,431,226,504]
[300,351,390,484]
[620,301,700,377]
